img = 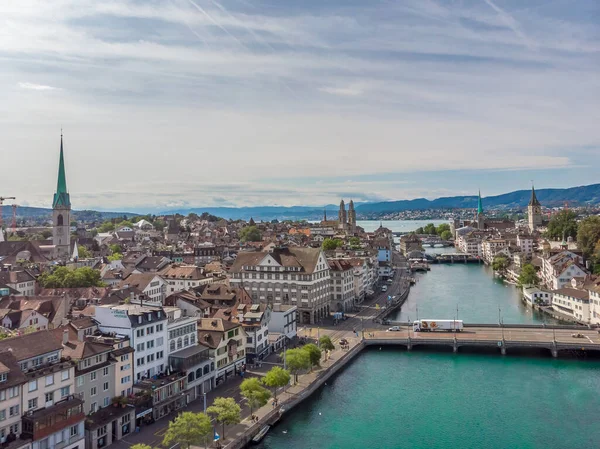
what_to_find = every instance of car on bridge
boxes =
[387,326,401,332]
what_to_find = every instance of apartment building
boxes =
[197,318,246,384]
[160,266,213,295]
[541,251,588,290]
[94,304,168,381]
[0,351,27,448]
[0,331,84,449]
[328,259,355,313]
[229,246,331,324]
[116,274,167,304]
[0,271,36,297]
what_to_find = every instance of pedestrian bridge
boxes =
[363,325,600,358]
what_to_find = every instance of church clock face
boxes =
[57,226,64,235]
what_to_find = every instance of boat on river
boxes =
[252,425,271,444]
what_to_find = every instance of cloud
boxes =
[0,0,598,208]
[18,82,58,90]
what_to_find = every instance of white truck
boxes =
[413,319,463,332]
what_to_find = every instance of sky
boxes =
[1,0,599,213]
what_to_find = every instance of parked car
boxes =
[387,326,401,332]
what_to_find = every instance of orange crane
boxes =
[0,196,16,229]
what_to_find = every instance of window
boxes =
[177,338,182,349]
[61,386,70,397]
[103,382,109,391]
[45,391,54,403]
[121,376,131,384]
[121,354,129,362]
[70,424,79,437]
[28,398,37,410]
[103,367,109,376]
[9,423,18,434]
[147,340,154,349]
[62,370,70,381]
[46,374,54,386]
[91,387,97,396]
[9,387,18,398]
[39,438,49,449]
[28,380,37,392]
[77,376,84,387]
[156,351,163,359]
[190,334,196,344]
[136,329,144,338]
[103,397,110,407]
[0,373,6,383]
[136,343,145,352]
[136,358,144,366]
[146,326,154,335]
[146,354,154,363]
[156,337,164,346]
[0,391,4,401]
[91,372,97,381]
[9,405,19,417]
[121,364,131,371]
[156,323,163,331]
[55,431,63,444]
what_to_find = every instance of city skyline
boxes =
[1,0,599,209]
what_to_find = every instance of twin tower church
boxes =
[51,134,72,260]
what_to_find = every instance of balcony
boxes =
[21,394,84,441]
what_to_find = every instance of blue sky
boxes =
[1,0,598,212]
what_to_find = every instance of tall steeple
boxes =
[348,200,356,232]
[53,132,71,208]
[477,190,483,216]
[52,132,72,259]
[338,199,347,230]
[528,184,542,232]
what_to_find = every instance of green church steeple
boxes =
[477,190,483,215]
[53,133,71,208]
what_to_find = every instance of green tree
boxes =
[262,366,290,399]
[414,227,424,234]
[577,216,600,258]
[302,343,322,370]
[109,244,122,255]
[322,238,343,251]
[131,444,152,449]
[349,237,360,246]
[162,412,212,449]
[284,348,310,383]
[240,377,271,415]
[239,226,262,242]
[517,263,540,287]
[423,223,437,235]
[154,220,166,232]
[436,223,450,235]
[38,266,104,288]
[440,230,453,241]
[77,245,92,259]
[318,335,335,351]
[97,221,115,233]
[492,255,510,276]
[206,397,241,441]
[117,220,133,228]
[108,252,123,262]
[545,210,578,240]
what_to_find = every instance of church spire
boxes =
[477,190,483,215]
[528,185,541,207]
[53,132,70,208]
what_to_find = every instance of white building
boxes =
[481,239,508,264]
[160,265,213,295]
[229,247,331,325]
[541,251,588,290]
[94,304,168,381]
[0,271,36,296]
[516,235,534,254]
[328,259,355,312]
[587,281,600,325]
[117,273,167,304]
[268,304,297,340]
[552,287,590,323]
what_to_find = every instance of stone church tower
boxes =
[348,200,357,233]
[52,133,71,259]
[528,185,542,232]
[476,190,485,230]
[338,200,347,230]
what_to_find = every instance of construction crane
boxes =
[0,196,16,229]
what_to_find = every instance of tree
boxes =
[206,397,241,441]
[117,220,134,229]
[108,252,123,262]
[577,216,600,258]
[97,221,115,233]
[436,223,450,235]
[131,444,152,449]
[518,263,540,287]
[545,210,578,240]
[414,227,424,234]
[262,367,290,399]
[423,223,437,235]
[154,220,166,232]
[322,238,343,251]
[440,230,453,241]
[492,255,510,277]
[318,335,335,351]
[240,377,271,415]
[239,226,262,242]
[109,244,122,255]
[284,348,310,383]
[349,237,360,246]
[302,343,322,370]
[77,245,92,259]
[38,266,104,288]
[163,412,212,449]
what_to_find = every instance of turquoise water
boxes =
[259,349,600,449]
[395,262,555,325]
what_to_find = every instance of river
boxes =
[257,220,594,449]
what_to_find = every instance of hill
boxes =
[0,206,138,222]
[355,184,600,215]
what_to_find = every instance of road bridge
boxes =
[363,326,600,357]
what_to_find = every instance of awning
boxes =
[136,408,153,419]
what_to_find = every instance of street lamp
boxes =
[498,308,501,326]
[203,391,207,414]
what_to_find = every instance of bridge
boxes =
[363,324,600,357]
[421,237,453,247]
[433,253,481,263]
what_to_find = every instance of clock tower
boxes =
[52,133,71,259]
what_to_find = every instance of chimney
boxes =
[62,329,69,345]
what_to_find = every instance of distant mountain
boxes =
[0,206,138,222]
[163,206,332,222]
[356,184,600,215]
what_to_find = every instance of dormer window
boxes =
[148,314,152,321]
[0,373,7,383]
[138,316,142,324]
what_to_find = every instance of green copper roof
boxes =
[53,134,70,208]
[477,190,483,215]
